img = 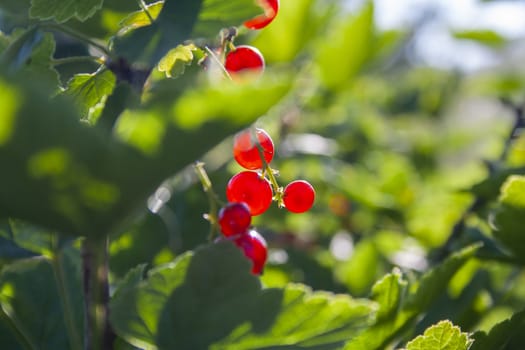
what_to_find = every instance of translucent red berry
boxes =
[283,180,315,213]
[226,171,273,216]
[235,230,268,274]
[218,202,252,236]
[224,45,265,76]
[233,128,274,170]
[244,0,279,30]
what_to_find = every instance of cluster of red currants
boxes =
[223,0,279,78]
[217,128,315,274]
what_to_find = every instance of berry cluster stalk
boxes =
[250,127,284,205]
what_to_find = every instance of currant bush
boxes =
[233,128,274,170]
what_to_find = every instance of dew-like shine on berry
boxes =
[233,128,274,170]
[283,180,315,213]
[226,171,273,216]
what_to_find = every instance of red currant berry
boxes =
[224,46,265,77]
[218,202,252,236]
[235,230,268,274]
[283,180,315,213]
[226,171,273,216]
[244,0,279,30]
[233,128,274,170]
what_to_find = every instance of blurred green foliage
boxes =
[0,0,525,348]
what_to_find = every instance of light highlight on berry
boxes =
[233,128,274,170]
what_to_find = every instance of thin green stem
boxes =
[136,0,155,23]
[0,303,36,350]
[82,237,113,350]
[40,23,111,57]
[251,128,284,206]
[194,162,224,240]
[204,46,232,80]
[51,56,103,66]
[51,236,83,350]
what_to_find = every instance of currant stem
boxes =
[251,128,284,206]
[40,23,112,57]
[194,161,223,240]
[136,0,155,23]
[51,56,104,66]
[204,46,232,80]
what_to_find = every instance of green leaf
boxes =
[111,241,376,349]
[0,68,289,237]
[492,175,525,261]
[0,32,10,53]
[157,44,197,78]
[29,0,103,23]
[0,29,58,85]
[471,310,525,350]
[315,1,374,89]
[344,245,479,350]
[192,0,260,37]
[452,30,506,48]
[0,254,83,349]
[2,219,54,256]
[469,166,525,201]
[62,69,116,122]
[370,268,407,322]
[118,1,164,33]
[406,243,481,311]
[0,221,38,260]
[252,0,327,63]
[406,320,473,350]
[112,0,260,66]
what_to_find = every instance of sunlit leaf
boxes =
[492,175,525,261]
[62,68,116,122]
[406,320,472,350]
[157,44,197,78]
